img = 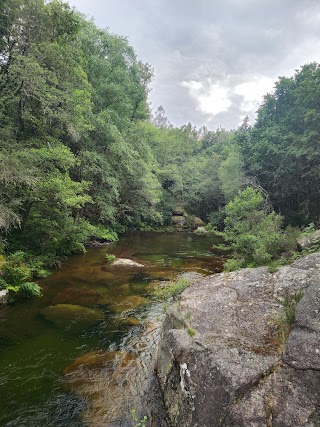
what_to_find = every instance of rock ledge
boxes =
[156,253,320,427]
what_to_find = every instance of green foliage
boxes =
[0,251,44,299]
[224,258,244,272]
[131,409,148,427]
[224,187,283,268]
[218,148,246,202]
[153,278,189,300]
[1,0,320,287]
[207,210,226,230]
[301,223,316,236]
[267,259,287,273]
[105,254,116,263]
[0,0,158,263]
[274,292,304,347]
[238,63,320,226]
[282,291,304,324]
[3,263,32,286]
[187,327,197,337]
[19,282,42,298]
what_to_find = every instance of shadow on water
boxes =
[0,231,224,426]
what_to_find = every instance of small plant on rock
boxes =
[131,409,148,427]
[153,278,189,300]
[105,253,116,263]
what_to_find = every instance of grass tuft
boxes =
[153,278,189,300]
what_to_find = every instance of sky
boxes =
[68,0,320,130]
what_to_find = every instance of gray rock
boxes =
[156,253,320,427]
[111,258,145,268]
[171,215,187,227]
[194,226,209,234]
[284,328,320,370]
[172,207,186,216]
[0,289,9,306]
[272,366,320,427]
[290,252,320,270]
[298,230,320,250]
[295,282,320,332]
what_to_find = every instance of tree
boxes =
[239,63,320,225]
[224,187,283,267]
[152,106,172,129]
[218,148,246,202]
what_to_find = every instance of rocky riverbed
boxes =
[155,253,320,426]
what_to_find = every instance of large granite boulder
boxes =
[171,216,187,227]
[156,253,320,427]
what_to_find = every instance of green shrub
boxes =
[267,258,286,273]
[280,226,301,252]
[105,254,116,263]
[224,187,283,270]
[224,258,244,272]
[282,291,304,324]
[3,263,32,286]
[274,291,304,348]
[207,209,225,230]
[301,222,316,236]
[153,278,189,300]
[0,251,44,300]
[19,282,42,298]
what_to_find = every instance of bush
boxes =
[19,282,42,298]
[224,258,244,272]
[1,251,43,300]
[207,209,225,231]
[224,187,283,269]
[3,263,32,286]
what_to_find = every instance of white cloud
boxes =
[68,0,320,129]
[234,76,274,113]
[181,80,232,115]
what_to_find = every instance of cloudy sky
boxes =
[68,0,320,129]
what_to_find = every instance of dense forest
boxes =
[1,0,320,294]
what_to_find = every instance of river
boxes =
[0,232,223,427]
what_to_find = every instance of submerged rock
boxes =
[63,316,170,427]
[118,316,141,326]
[64,350,136,376]
[40,304,104,332]
[52,288,103,307]
[156,253,320,427]
[107,295,148,313]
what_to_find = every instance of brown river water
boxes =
[0,231,224,427]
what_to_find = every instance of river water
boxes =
[0,232,223,427]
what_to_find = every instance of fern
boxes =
[19,282,42,298]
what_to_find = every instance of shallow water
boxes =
[0,232,223,426]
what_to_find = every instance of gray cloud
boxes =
[68,0,320,129]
